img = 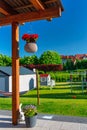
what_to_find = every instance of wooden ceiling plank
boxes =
[29,0,45,10]
[0,1,17,15]
[45,0,57,4]
[15,4,33,10]
[0,7,62,26]
[45,0,64,11]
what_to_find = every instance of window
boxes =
[41,77,46,82]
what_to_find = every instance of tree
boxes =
[39,50,62,64]
[30,55,39,65]
[0,54,4,66]
[75,60,82,69]
[64,59,74,70]
[81,59,87,69]
[20,55,39,65]
[3,55,12,66]
[0,54,12,66]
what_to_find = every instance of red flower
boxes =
[22,34,30,40]
[31,34,38,39]
[22,33,38,42]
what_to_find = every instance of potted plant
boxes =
[22,33,38,53]
[22,104,37,128]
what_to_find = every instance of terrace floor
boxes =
[0,110,87,130]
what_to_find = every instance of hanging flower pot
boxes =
[22,34,38,53]
[24,42,38,53]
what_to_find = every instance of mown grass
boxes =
[0,82,87,117]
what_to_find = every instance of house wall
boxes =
[9,74,36,92]
[40,77,47,86]
[9,76,12,92]
[19,74,36,92]
[0,77,5,91]
[40,75,51,86]
[47,75,51,85]
[0,72,9,92]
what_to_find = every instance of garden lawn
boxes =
[0,83,87,117]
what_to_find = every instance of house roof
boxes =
[40,74,49,77]
[61,54,87,61]
[0,66,35,76]
[0,0,64,26]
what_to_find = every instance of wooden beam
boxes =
[12,22,19,125]
[36,70,40,105]
[0,1,17,15]
[58,6,62,16]
[47,18,52,21]
[29,0,45,10]
[0,7,62,26]
[0,7,9,15]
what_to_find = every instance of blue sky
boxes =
[0,0,87,58]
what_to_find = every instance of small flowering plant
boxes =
[22,34,39,43]
[22,104,37,117]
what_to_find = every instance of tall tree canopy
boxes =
[20,55,39,65]
[0,54,12,66]
[64,59,74,70]
[39,50,62,64]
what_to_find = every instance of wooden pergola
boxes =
[0,0,64,125]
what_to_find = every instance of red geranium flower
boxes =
[22,33,38,42]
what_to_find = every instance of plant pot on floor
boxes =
[22,104,37,128]
[25,114,37,128]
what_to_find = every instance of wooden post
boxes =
[12,22,19,125]
[36,70,40,105]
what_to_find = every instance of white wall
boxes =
[9,74,36,92]
[9,76,12,92]
[20,74,36,92]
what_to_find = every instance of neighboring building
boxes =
[40,74,55,86]
[40,74,51,86]
[61,54,87,64]
[75,54,87,60]
[61,55,75,64]
[0,66,36,95]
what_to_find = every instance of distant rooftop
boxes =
[61,54,87,60]
[40,74,49,77]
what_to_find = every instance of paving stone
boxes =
[0,110,87,130]
[80,123,87,130]
[60,122,80,130]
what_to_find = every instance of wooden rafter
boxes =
[14,4,33,10]
[29,0,45,10]
[0,7,61,26]
[0,7,9,15]
[0,1,17,15]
